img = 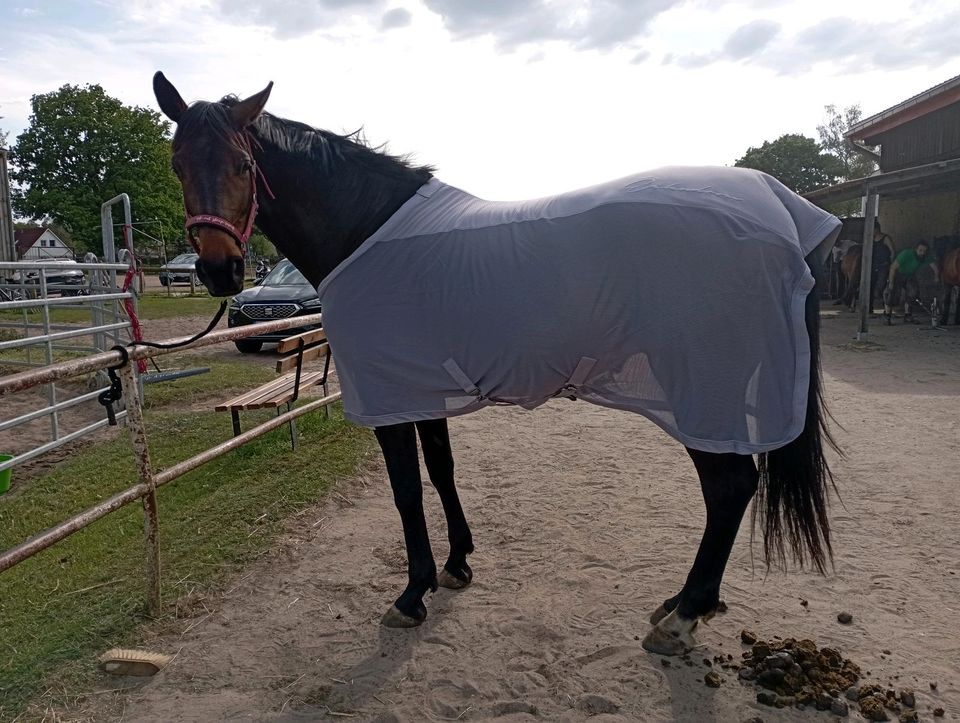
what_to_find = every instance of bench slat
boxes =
[275,343,329,374]
[244,371,326,409]
[215,370,326,412]
[215,373,296,411]
[276,328,326,354]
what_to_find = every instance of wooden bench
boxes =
[215,328,332,449]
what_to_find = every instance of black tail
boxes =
[754,258,840,573]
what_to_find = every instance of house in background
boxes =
[14,226,74,260]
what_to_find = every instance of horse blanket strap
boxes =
[316,166,842,454]
[442,359,481,397]
[557,356,597,398]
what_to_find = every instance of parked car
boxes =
[158,253,199,286]
[23,260,87,296]
[227,259,321,352]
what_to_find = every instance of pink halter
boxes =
[184,131,275,254]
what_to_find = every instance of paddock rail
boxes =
[0,311,339,615]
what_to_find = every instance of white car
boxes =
[159,253,199,286]
[24,260,87,296]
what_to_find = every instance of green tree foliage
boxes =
[248,231,278,261]
[10,84,183,255]
[734,133,843,194]
[817,104,877,181]
[816,104,878,217]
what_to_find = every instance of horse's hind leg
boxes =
[375,423,438,628]
[643,449,757,655]
[416,419,474,589]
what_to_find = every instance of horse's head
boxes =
[153,72,273,297]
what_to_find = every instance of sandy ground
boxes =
[47,309,960,721]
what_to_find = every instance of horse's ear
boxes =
[153,71,187,124]
[230,82,273,128]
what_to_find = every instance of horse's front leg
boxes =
[375,423,438,628]
[643,449,758,655]
[416,419,474,589]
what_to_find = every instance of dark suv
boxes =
[227,259,321,352]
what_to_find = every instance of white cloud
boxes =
[420,0,679,51]
[1,0,958,202]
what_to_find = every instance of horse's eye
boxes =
[239,158,253,174]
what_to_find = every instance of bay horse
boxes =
[839,244,862,310]
[153,73,839,656]
[939,245,960,325]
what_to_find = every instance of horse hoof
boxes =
[437,568,471,590]
[649,604,669,625]
[641,625,693,656]
[381,605,424,629]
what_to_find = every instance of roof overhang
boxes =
[845,74,960,144]
[803,156,960,206]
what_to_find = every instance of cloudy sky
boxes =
[2,0,958,199]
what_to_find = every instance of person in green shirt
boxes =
[883,240,938,323]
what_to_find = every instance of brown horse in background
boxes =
[839,245,862,310]
[940,246,960,324]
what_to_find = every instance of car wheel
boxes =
[234,339,263,353]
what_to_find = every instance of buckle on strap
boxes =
[557,356,597,397]
[443,358,481,397]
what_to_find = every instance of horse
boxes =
[839,244,862,310]
[937,242,960,325]
[153,73,840,656]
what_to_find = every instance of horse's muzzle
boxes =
[196,256,245,297]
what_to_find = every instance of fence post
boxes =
[118,362,162,616]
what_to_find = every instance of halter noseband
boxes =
[183,132,275,255]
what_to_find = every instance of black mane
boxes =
[175,95,434,286]
[217,95,434,183]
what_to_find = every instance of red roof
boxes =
[14,227,48,256]
[846,73,960,144]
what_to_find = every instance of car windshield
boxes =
[262,261,309,286]
[169,254,197,265]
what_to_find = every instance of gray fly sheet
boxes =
[316,166,841,454]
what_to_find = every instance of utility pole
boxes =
[0,147,15,264]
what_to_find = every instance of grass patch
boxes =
[0,293,222,325]
[134,294,224,320]
[142,354,275,410]
[0,405,375,719]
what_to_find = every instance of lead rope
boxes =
[97,301,228,425]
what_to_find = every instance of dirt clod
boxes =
[933,708,945,717]
[756,691,777,706]
[837,612,854,624]
[831,697,850,716]
[733,636,920,721]
[860,695,889,721]
[704,671,722,688]
[741,629,758,645]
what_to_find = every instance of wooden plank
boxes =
[214,373,297,411]
[245,372,325,409]
[275,343,329,374]
[216,371,325,411]
[276,328,326,354]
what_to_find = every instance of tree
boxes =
[817,104,877,182]
[816,104,879,217]
[248,231,278,261]
[10,84,183,255]
[734,134,843,194]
